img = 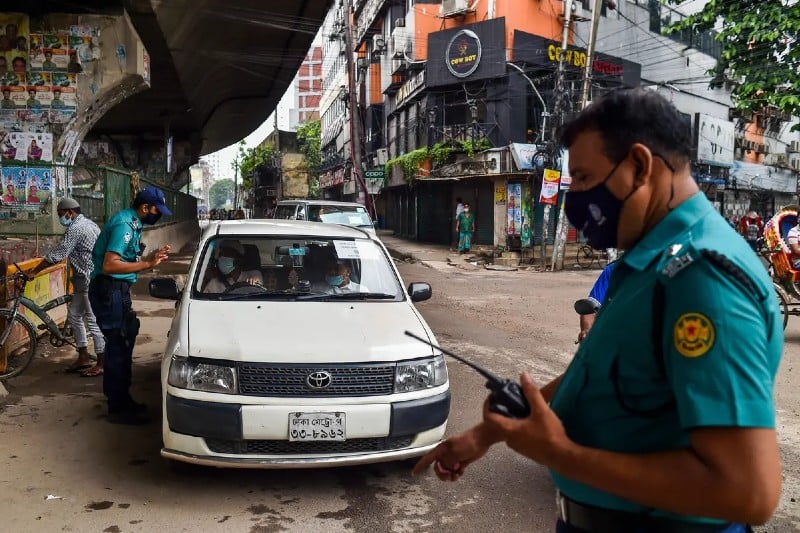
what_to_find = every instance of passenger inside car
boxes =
[312,256,368,294]
[202,240,264,293]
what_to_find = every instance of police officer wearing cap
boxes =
[89,186,172,424]
[414,89,782,532]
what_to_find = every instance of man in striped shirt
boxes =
[31,198,105,375]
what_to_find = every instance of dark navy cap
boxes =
[135,185,172,216]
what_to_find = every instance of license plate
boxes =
[288,412,346,442]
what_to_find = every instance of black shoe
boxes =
[107,411,150,425]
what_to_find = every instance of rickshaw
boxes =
[760,205,800,329]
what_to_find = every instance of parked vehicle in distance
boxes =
[273,200,376,234]
[149,219,448,469]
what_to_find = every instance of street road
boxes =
[1,258,798,532]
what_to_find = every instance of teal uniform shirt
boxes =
[91,208,143,284]
[550,193,782,523]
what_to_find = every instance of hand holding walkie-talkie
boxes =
[404,331,531,419]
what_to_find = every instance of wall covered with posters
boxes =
[0,11,150,236]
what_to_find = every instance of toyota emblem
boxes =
[306,370,332,389]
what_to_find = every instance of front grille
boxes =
[238,363,395,397]
[205,436,414,455]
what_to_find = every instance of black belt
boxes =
[557,492,740,533]
[94,274,131,287]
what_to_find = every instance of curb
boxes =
[383,244,414,262]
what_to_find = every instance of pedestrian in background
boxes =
[456,202,475,254]
[89,186,171,425]
[29,197,105,376]
[415,88,782,532]
[738,209,764,251]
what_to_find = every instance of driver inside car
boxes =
[203,240,264,293]
[312,257,368,294]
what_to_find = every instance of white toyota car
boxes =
[149,220,449,468]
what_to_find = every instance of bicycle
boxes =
[575,244,612,269]
[0,263,74,380]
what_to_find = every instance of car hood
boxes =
[186,300,435,363]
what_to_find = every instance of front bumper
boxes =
[163,390,450,468]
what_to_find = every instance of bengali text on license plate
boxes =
[288,412,346,442]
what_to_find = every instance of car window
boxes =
[308,205,373,228]
[192,235,403,300]
[274,205,297,219]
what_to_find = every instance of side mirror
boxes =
[150,278,181,300]
[574,298,600,315]
[408,282,432,303]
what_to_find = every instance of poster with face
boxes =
[1,166,20,204]
[26,71,51,108]
[68,26,98,71]
[49,72,75,122]
[0,128,20,161]
[0,14,29,75]
[12,131,52,162]
[26,167,52,204]
[1,71,25,108]
[36,33,68,72]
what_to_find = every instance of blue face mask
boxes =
[326,275,344,287]
[218,257,236,276]
[59,215,72,227]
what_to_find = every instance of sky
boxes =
[207,82,297,180]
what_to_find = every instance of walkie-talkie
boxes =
[405,331,530,419]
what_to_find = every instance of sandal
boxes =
[80,366,104,378]
[65,362,94,374]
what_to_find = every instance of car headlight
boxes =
[168,356,237,394]
[394,355,448,393]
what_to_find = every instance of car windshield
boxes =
[309,205,372,227]
[192,235,403,301]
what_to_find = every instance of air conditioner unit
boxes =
[372,34,386,55]
[375,148,389,165]
[790,140,800,153]
[395,17,405,28]
[442,0,469,16]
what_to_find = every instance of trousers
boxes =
[68,289,105,353]
[88,276,138,411]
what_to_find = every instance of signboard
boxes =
[509,143,539,171]
[427,18,506,88]
[363,167,384,180]
[559,149,571,190]
[395,70,425,109]
[446,30,481,78]
[495,184,506,204]
[696,113,735,168]
[319,166,348,189]
[539,168,560,205]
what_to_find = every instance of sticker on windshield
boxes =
[334,240,360,259]
[288,247,306,256]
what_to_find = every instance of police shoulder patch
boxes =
[673,312,715,358]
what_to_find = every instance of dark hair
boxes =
[12,56,24,66]
[132,196,147,208]
[559,88,692,165]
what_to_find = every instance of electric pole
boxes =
[541,0,574,270]
[552,0,609,271]
[342,0,375,219]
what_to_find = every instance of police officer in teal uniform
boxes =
[89,186,171,425]
[414,89,782,531]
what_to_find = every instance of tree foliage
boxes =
[297,120,321,198]
[666,0,800,126]
[239,144,275,188]
[209,178,235,209]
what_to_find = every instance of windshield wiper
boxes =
[297,292,397,301]
[216,289,327,301]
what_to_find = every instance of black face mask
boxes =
[564,153,676,250]
[141,207,162,225]
[565,159,633,250]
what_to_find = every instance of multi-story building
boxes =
[578,0,799,222]
[293,37,324,125]
[319,3,353,201]
[200,152,221,182]
[322,0,799,246]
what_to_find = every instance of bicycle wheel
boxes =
[774,285,789,330]
[576,245,595,269]
[0,309,37,380]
